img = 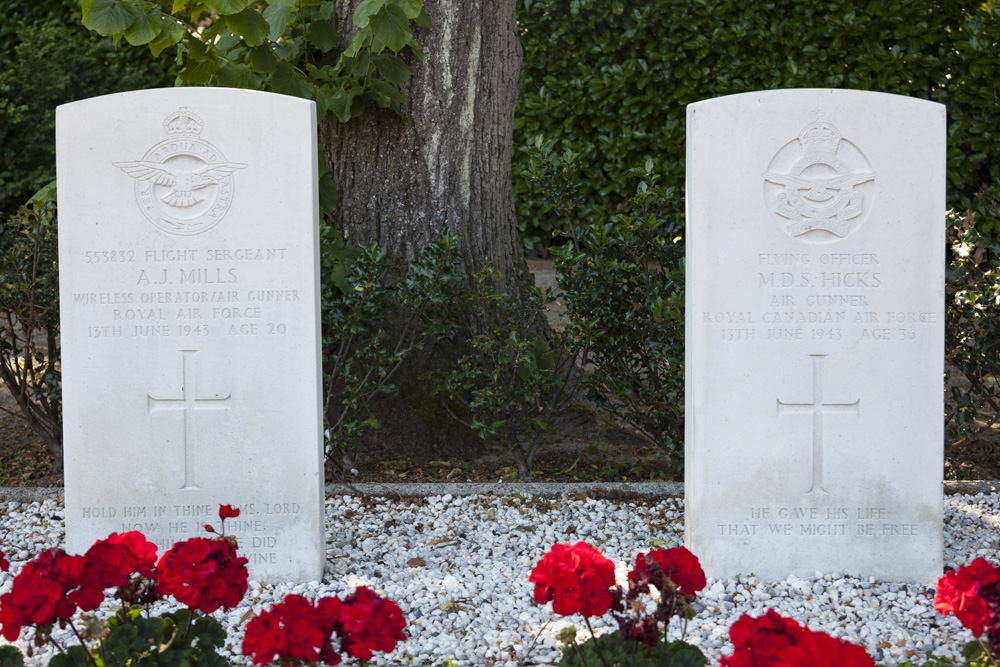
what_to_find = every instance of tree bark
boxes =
[320,1,532,470]
[321,0,525,288]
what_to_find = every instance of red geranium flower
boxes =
[243,594,342,666]
[339,586,407,662]
[628,546,706,597]
[530,542,616,617]
[219,505,240,520]
[721,610,807,666]
[106,531,158,578]
[0,550,8,572]
[154,537,248,614]
[74,540,142,611]
[784,630,875,667]
[934,558,1000,637]
[0,548,84,641]
[721,611,873,667]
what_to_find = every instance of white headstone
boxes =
[685,89,945,581]
[56,88,324,582]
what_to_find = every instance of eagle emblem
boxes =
[115,108,246,236]
[763,113,875,242]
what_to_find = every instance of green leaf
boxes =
[171,0,188,12]
[82,0,140,36]
[148,17,186,57]
[29,180,57,207]
[391,0,422,19]
[368,78,405,105]
[249,45,278,74]
[329,86,362,122]
[343,26,369,58]
[124,11,162,46]
[414,8,432,28]
[178,59,220,83]
[215,63,258,88]
[226,8,270,46]
[354,0,385,28]
[204,0,250,13]
[307,20,338,52]
[372,53,412,83]
[189,614,227,651]
[271,62,315,99]
[369,4,411,53]
[262,5,294,41]
[0,646,24,667]
[266,0,299,6]
[319,169,338,215]
[962,640,985,661]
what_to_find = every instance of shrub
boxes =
[322,230,462,471]
[434,264,586,479]
[0,186,61,466]
[547,156,686,464]
[945,206,1000,444]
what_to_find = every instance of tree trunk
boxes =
[321,0,525,288]
[320,0,531,471]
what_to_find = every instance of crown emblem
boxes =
[799,121,841,158]
[163,107,204,138]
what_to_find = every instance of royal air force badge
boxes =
[763,114,875,242]
[114,108,246,236]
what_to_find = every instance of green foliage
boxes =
[548,157,685,462]
[41,607,228,667]
[945,207,1000,444]
[0,1,172,220]
[0,646,24,667]
[558,633,707,667]
[434,265,585,479]
[323,230,461,470]
[515,1,1000,252]
[0,189,62,462]
[79,0,430,126]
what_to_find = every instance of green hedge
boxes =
[514,0,1000,252]
[0,0,173,221]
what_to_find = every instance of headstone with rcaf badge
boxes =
[684,89,946,581]
[57,88,325,582]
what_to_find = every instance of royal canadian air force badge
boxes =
[114,108,246,236]
[763,113,875,242]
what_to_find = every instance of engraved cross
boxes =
[776,354,859,494]
[147,350,231,491]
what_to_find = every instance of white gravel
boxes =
[1,491,997,666]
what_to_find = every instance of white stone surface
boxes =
[684,89,946,581]
[56,88,324,582]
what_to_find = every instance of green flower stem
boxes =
[582,616,611,667]
[65,622,98,667]
[977,637,998,666]
[571,636,591,667]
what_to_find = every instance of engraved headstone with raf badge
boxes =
[684,89,945,581]
[57,88,325,582]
